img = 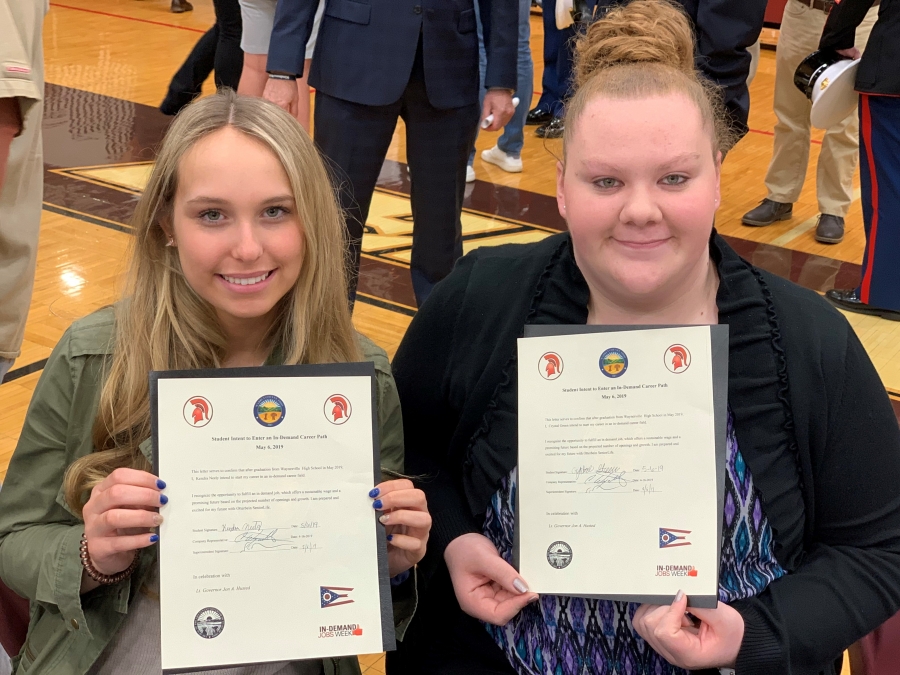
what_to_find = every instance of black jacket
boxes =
[820,0,900,95]
[392,233,900,674]
[265,0,518,109]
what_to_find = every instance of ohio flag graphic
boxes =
[659,528,692,548]
[320,586,354,608]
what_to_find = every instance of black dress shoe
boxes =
[741,198,793,227]
[825,289,900,321]
[171,0,193,12]
[815,214,844,244]
[536,117,564,139]
[526,107,553,126]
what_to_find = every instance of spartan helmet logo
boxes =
[665,345,691,373]
[325,395,352,425]
[540,352,564,380]
[183,396,213,427]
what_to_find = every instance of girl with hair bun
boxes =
[0,90,430,675]
[389,1,900,673]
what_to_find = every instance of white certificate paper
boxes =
[517,326,727,607]
[151,363,394,673]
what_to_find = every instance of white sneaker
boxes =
[466,165,476,183]
[481,146,523,173]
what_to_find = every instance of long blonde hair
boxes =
[564,0,736,157]
[64,91,361,514]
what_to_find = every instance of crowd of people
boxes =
[1,0,899,673]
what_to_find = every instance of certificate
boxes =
[151,363,395,673]
[516,325,728,608]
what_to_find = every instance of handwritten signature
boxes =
[232,528,292,552]
[222,521,263,533]
[571,465,632,493]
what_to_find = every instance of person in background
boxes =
[388,1,900,672]
[530,0,766,145]
[591,0,766,140]
[747,38,761,86]
[264,0,518,307]
[160,0,243,115]
[526,0,575,139]
[0,0,46,385]
[467,0,535,182]
[819,0,900,320]
[236,0,324,131]
[741,0,878,244]
[0,92,429,674]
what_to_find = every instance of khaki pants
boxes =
[764,0,878,217]
[0,0,46,361]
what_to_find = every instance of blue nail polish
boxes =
[160,494,169,505]
[368,487,380,498]
[156,479,167,489]
[372,499,383,509]
[387,534,393,541]
[150,534,159,543]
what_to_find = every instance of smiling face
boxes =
[558,92,721,311]
[168,126,304,331]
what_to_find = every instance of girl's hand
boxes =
[82,468,166,577]
[444,533,538,626]
[370,479,431,577]
[632,591,744,670]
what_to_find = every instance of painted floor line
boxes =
[49,2,206,34]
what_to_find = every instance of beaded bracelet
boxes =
[79,533,140,585]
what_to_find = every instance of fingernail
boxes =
[513,578,528,594]
[372,499,383,509]
[379,514,389,524]
[156,479,167,489]
[368,487,380,498]
[160,494,169,505]
[152,514,163,526]
[528,594,540,604]
[387,534,393,541]
[150,534,159,543]
[675,589,685,603]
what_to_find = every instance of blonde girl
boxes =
[0,91,428,675]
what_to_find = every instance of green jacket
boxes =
[0,307,413,674]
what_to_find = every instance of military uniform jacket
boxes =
[821,0,900,95]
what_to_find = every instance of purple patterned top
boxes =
[482,413,785,674]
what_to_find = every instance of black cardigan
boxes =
[392,233,900,675]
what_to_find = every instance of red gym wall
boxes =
[765,0,789,25]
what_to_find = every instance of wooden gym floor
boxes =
[0,4,897,669]
[4,0,900,485]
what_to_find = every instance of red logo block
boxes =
[352,627,363,636]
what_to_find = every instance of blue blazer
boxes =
[267,0,519,109]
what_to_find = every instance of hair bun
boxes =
[574,0,696,90]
